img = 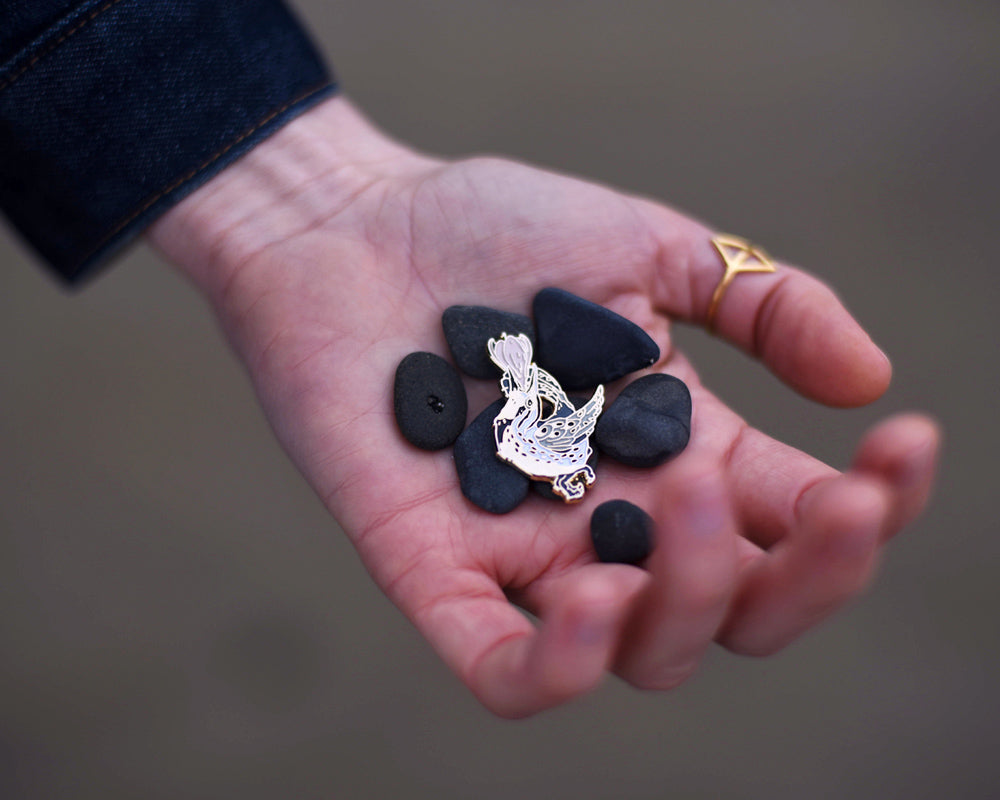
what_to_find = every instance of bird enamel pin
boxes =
[487,333,604,502]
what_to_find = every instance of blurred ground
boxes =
[1,1,997,798]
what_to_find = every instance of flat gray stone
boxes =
[442,305,535,379]
[454,399,531,514]
[533,287,659,390]
[594,374,691,467]
[590,499,654,565]
[393,352,467,450]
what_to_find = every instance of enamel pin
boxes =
[487,333,604,502]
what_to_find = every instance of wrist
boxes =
[147,95,434,301]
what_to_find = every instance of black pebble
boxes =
[533,287,660,390]
[393,352,468,450]
[533,395,600,500]
[454,399,531,514]
[590,500,654,565]
[595,374,692,468]
[442,306,535,378]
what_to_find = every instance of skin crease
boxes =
[148,96,941,718]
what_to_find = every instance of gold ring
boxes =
[706,234,777,330]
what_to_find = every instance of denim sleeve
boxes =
[0,0,336,284]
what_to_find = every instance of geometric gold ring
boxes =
[707,234,778,331]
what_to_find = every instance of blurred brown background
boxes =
[1,1,997,797]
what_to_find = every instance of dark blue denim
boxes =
[0,0,336,283]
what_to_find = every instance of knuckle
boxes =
[751,271,796,358]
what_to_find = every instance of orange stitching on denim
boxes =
[77,83,332,270]
[0,0,125,93]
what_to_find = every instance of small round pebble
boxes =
[595,374,691,468]
[454,399,531,514]
[590,500,654,565]
[533,287,660,390]
[393,352,468,451]
[442,305,536,379]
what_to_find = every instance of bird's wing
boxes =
[533,385,604,452]
[536,368,572,414]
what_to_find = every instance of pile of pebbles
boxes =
[393,287,691,565]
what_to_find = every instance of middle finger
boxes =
[614,455,739,689]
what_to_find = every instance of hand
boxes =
[149,96,940,717]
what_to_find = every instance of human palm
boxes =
[151,98,938,717]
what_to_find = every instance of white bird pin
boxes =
[487,333,604,502]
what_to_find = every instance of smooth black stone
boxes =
[590,500,654,565]
[533,395,599,500]
[533,287,660,390]
[454,399,531,514]
[393,352,468,451]
[442,306,535,379]
[595,374,691,468]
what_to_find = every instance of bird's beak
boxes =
[495,397,519,422]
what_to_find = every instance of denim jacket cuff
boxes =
[0,0,335,284]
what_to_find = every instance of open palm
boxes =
[151,98,939,717]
